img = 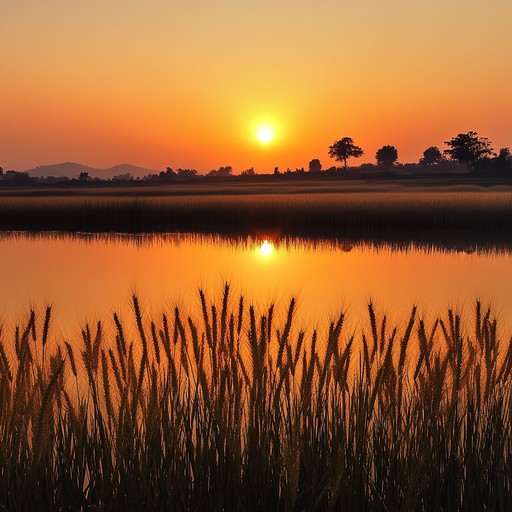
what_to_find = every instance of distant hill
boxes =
[26,162,157,179]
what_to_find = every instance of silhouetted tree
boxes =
[157,167,176,181]
[308,159,322,173]
[0,167,3,176]
[376,145,398,169]
[444,131,494,171]
[419,146,445,166]
[78,171,91,181]
[208,166,233,177]
[241,167,255,176]
[497,147,511,163]
[274,167,280,175]
[328,137,364,170]
[4,171,32,184]
[482,147,512,173]
[176,168,198,179]
[113,173,133,181]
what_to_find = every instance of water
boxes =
[1,232,512,340]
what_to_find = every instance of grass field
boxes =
[2,178,512,197]
[0,286,511,510]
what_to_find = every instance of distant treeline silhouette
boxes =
[1,131,510,185]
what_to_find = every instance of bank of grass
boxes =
[1,188,512,251]
[0,286,511,510]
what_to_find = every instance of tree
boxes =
[78,171,90,181]
[9,171,31,184]
[444,131,494,171]
[488,148,512,173]
[158,167,176,181]
[328,137,364,170]
[308,159,322,173]
[208,166,233,177]
[113,173,133,181]
[219,166,232,176]
[241,167,255,176]
[176,168,198,179]
[419,146,445,166]
[497,147,511,163]
[161,167,176,181]
[375,145,398,168]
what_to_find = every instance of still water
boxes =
[0,232,512,339]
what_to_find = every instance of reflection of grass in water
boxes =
[1,285,512,509]
[1,229,511,256]
[2,189,512,252]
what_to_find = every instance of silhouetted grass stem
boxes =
[0,288,511,510]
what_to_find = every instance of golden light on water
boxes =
[259,239,274,257]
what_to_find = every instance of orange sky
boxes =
[2,0,512,173]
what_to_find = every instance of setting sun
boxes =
[256,126,275,144]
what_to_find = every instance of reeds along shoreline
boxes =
[1,193,512,251]
[0,287,511,510]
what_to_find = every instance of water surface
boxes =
[1,232,511,340]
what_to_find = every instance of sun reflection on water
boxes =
[259,239,274,257]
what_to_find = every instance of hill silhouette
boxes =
[26,162,157,179]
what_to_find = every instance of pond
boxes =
[0,232,511,340]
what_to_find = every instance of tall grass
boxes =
[0,286,512,510]
[1,189,512,251]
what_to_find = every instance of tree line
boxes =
[326,131,510,173]
[1,131,511,185]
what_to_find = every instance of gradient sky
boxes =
[2,0,512,173]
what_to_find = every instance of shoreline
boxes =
[0,185,511,252]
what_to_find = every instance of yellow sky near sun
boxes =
[1,0,511,172]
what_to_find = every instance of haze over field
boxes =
[2,0,511,173]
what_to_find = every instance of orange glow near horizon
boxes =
[1,1,511,172]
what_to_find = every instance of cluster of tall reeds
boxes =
[1,191,512,251]
[0,286,511,510]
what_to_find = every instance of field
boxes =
[2,180,512,510]
[0,286,511,510]
[1,180,512,251]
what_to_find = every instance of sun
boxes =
[256,126,275,144]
